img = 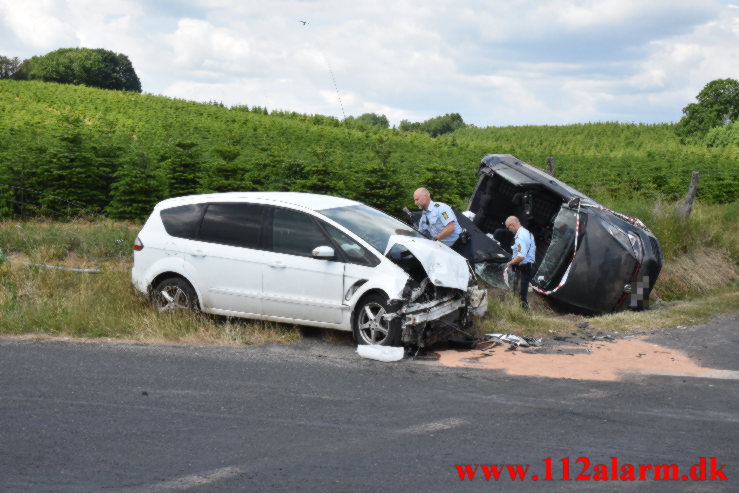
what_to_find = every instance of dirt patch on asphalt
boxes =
[436,336,718,381]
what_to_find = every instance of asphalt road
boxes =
[1,313,738,492]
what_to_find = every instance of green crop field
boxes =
[1,79,736,223]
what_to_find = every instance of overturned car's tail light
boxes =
[607,225,641,261]
[627,232,643,263]
[133,237,144,251]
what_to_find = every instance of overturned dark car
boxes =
[464,154,662,315]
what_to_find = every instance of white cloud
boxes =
[0,0,76,49]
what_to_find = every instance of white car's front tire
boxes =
[353,294,401,346]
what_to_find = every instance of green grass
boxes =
[0,218,138,262]
[0,264,300,345]
[472,288,739,338]
[0,219,301,345]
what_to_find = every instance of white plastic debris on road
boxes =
[357,345,405,362]
[485,333,542,348]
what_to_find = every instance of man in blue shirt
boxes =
[505,215,536,310]
[413,188,462,247]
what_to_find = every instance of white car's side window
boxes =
[322,222,378,267]
[198,203,264,249]
[160,204,206,239]
[271,208,331,258]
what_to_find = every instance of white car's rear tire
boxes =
[153,277,199,313]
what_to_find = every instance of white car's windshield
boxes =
[320,204,424,252]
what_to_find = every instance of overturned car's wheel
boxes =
[153,277,199,313]
[353,294,401,346]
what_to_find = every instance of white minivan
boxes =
[132,192,487,347]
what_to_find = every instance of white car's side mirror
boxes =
[312,245,335,259]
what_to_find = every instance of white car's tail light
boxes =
[133,237,144,251]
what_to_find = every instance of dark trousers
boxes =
[512,263,532,309]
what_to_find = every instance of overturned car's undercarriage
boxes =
[467,154,663,314]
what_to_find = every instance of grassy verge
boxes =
[0,218,139,263]
[0,262,300,345]
[471,288,739,338]
[0,219,301,345]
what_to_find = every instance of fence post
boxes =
[546,157,555,177]
[678,171,700,219]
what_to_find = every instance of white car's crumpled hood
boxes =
[384,235,470,291]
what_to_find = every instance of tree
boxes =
[422,113,466,137]
[107,151,166,220]
[16,47,142,92]
[354,135,407,215]
[703,120,739,147]
[0,123,48,217]
[399,119,422,133]
[422,162,464,209]
[293,145,346,196]
[164,141,203,197]
[675,78,739,140]
[399,113,466,137]
[200,146,251,192]
[344,113,389,129]
[0,55,21,79]
[35,114,110,215]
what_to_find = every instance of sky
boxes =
[1,0,738,127]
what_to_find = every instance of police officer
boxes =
[504,215,536,310]
[413,188,462,248]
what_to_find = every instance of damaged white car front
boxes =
[382,235,488,348]
[319,202,488,348]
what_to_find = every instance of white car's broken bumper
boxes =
[401,295,464,326]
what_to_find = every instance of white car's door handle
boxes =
[270,261,285,269]
[190,249,206,257]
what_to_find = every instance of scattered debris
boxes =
[593,334,616,342]
[484,333,542,349]
[356,345,404,362]
[503,265,511,288]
